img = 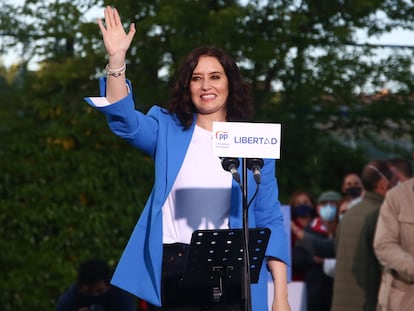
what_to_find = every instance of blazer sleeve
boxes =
[253,158,289,265]
[84,77,159,158]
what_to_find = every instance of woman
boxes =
[289,190,316,281]
[291,191,341,311]
[85,6,290,311]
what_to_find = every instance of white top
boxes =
[162,125,232,244]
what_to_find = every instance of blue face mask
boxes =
[293,204,313,218]
[319,204,337,222]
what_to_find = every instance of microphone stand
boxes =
[241,158,252,311]
[222,157,262,310]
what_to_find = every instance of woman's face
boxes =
[190,56,229,120]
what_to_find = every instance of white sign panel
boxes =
[212,122,281,159]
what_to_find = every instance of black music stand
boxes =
[179,228,270,307]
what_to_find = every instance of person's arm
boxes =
[374,193,414,281]
[292,222,335,258]
[267,259,291,311]
[252,160,291,310]
[97,6,136,103]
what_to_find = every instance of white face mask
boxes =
[319,204,337,222]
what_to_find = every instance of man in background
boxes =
[331,159,394,311]
[387,157,413,184]
[374,175,414,311]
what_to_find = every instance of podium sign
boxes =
[212,122,281,159]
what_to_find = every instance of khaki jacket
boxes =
[374,178,414,311]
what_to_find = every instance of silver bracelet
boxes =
[105,63,126,77]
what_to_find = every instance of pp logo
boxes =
[215,131,229,141]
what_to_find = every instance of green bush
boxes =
[0,94,153,310]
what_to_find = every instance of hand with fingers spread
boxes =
[97,6,136,66]
[97,6,136,102]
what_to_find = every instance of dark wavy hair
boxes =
[167,46,254,129]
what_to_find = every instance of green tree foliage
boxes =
[1,0,414,309]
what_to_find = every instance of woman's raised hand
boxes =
[98,6,136,64]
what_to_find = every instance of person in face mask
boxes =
[312,191,342,238]
[331,159,394,311]
[387,157,413,185]
[341,173,364,199]
[56,259,138,311]
[291,190,341,311]
[289,190,316,282]
[290,191,316,230]
[319,203,337,222]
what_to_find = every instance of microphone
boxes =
[221,157,241,184]
[246,158,264,185]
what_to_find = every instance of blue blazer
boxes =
[85,78,289,309]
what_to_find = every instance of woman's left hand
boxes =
[98,6,136,61]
